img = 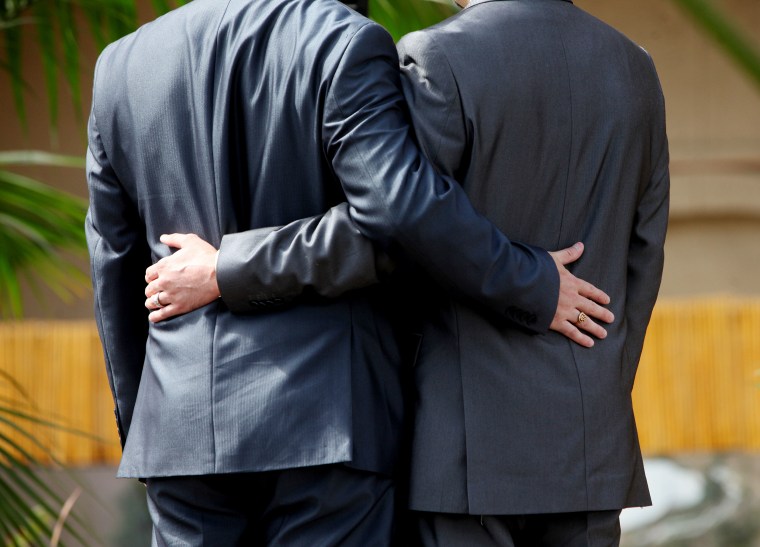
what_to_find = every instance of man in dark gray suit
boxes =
[393,2,668,543]
[147,0,669,544]
[87,0,613,543]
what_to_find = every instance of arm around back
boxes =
[217,203,390,312]
[321,21,558,332]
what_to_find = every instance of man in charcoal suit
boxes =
[147,0,669,544]
[87,0,612,544]
[392,2,669,543]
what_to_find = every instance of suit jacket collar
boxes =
[466,0,573,9]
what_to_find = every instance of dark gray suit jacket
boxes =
[218,0,669,514]
[85,0,558,479]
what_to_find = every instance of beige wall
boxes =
[2,0,760,318]
[577,0,760,296]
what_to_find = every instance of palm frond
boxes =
[0,152,88,319]
[149,0,172,16]
[56,0,83,124]
[3,23,26,128]
[0,370,98,546]
[0,152,85,168]
[33,2,59,137]
[0,0,36,22]
[672,0,760,91]
[0,442,92,546]
[369,0,455,42]
[1,0,175,131]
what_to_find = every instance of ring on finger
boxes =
[576,311,588,325]
[151,292,164,309]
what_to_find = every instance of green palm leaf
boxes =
[0,0,161,132]
[3,0,760,132]
[673,0,760,91]
[0,152,87,319]
[56,0,83,124]
[2,24,25,128]
[0,378,98,546]
[370,0,455,42]
[34,2,59,136]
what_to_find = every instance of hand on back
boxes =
[144,233,220,323]
[548,242,614,348]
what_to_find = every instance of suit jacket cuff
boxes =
[217,228,294,313]
[515,244,559,334]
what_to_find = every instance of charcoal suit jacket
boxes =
[217,0,670,514]
[84,0,559,479]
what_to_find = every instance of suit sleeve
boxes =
[323,22,558,331]
[396,31,465,179]
[85,58,151,448]
[217,202,393,312]
[219,22,559,332]
[622,56,670,387]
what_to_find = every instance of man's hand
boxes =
[549,242,614,348]
[144,233,220,323]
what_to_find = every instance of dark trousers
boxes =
[146,464,395,546]
[412,510,622,547]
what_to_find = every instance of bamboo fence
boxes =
[1,296,759,466]
[633,297,760,453]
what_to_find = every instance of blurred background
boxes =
[1,0,759,545]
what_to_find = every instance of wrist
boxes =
[214,250,221,298]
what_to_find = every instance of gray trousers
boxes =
[412,510,622,547]
[146,464,395,546]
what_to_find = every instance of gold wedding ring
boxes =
[576,311,588,325]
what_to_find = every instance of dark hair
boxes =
[340,0,368,16]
